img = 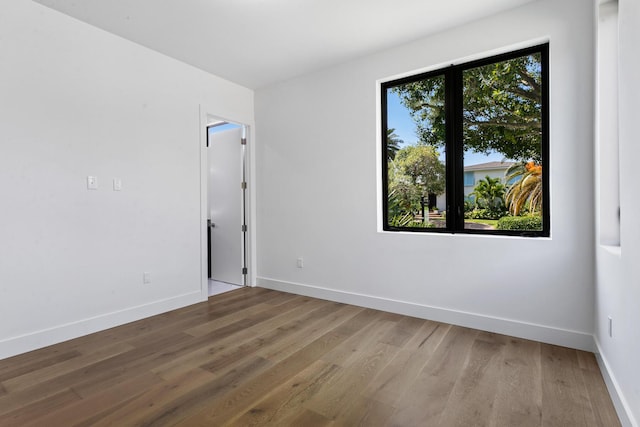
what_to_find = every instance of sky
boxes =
[208,122,241,135]
[386,90,507,166]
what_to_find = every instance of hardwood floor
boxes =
[0,288,620,426]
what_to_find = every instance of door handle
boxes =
[208,220,215,228]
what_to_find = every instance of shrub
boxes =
[464,200,475,213]
[408,221,435,229]
[389,213,414,227]
[389,214,435,228]
[496,215,542,231]
[465,209,487,219]
[465,207,507,220]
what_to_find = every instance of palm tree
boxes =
[505,161,542,215]
[386,128,402,161]
[470,176,505,210]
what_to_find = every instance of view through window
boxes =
[382,44,549,236]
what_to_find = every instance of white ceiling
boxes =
[34,0,538,89]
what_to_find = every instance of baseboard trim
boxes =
[594,338,637,427]
[257,277,595,352]
[0,291,204,360]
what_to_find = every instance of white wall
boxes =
[255,0,596,350]
[0,1,253,359]
[595,0,640,424]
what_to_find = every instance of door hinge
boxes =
[241,224,247,232]
[242,267,248,275]
[241,181,247,189]
[241,138,247,145]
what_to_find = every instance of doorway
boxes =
[206,120,248,296]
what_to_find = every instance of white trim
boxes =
[594,338,638,427]
[246,124,257,287]
[257,277,595,352]
[0,291,202,360]
[199,105,210,300]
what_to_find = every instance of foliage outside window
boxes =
[382,44,549,236]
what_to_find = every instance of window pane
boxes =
[462,53,543,232]
[386,75,447,229]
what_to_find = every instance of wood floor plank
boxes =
[0,288,621,427]
[577,350,601,373]
[153,297,337,380]
[134,356,273,426]
[257,303,364,363]
[261,289,305,306]
[581,366,622,427]
[0,350,81,383]
[200,299,346,374]
[489,337,542,427]
[578,351,622,427]
[436,336,505,426]
[0,388,81,427]
[185,293,303,337]
[23,371,162,427]
[541,344,600,426]
[89,368,217,427]
[68,332,195,398]
[378,315,427,348]
[389,325,479,425]
[229,360,341,426]
[320,315,397,367]
[0,332,191,414]
[2,342,135,393]
[277,408,334,427]
[306,341,399,420]
[177,320,371,425]
[364,320,450,406]
[333,395,396,427]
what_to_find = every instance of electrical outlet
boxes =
[87,176,98,190]
[296,257,304,268]
[113,178,122,191]
[143,272,151,284]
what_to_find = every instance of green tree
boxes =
[392,53,542,162]
[393,145,446,196]
[387,145,445,223]
[470,176,506,210]
[387,161,421,216]
[386,128,403,161]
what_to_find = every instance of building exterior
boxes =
[463,161,516,199]
[433,161,515,211]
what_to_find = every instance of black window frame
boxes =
[381,43,550,237]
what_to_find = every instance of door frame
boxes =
[199,105,256,300]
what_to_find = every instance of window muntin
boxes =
[382,44,549,236]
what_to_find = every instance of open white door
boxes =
[208,127,244,286]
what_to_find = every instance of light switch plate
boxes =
[113,178,122,191]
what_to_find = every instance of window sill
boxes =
[378,229,551,240]
[600,244,621,257]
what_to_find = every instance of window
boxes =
[382,44,549,236]
[463,172,475,187]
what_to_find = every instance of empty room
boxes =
[0,0,638,425]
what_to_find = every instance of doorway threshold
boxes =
[208,279,242,297]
